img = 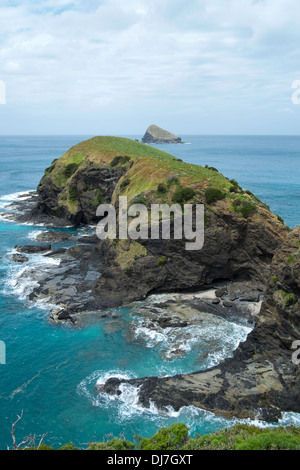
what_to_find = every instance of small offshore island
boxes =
[141,124,183,144]
[3,135,300,425]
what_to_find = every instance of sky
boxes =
[0,0,300,135]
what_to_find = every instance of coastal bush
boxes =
[110,155,131,167]
[157,256,167,267]
[229,179,243,193]
[172,186,195,204]
[205,165,219,172]
[63,163,80,179]
[88,438,135,451]
[205,187,225,204]
[232,198,256,218]
[58,443,78,450]
[157,183,167,194]
[68,184,79,202]
[235,432,300,450]
[139,423,189,451]
[130,192,148,207]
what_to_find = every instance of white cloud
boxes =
[0,0,300,133]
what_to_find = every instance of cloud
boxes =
[0,0,300,133]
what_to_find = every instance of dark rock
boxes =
[215,287,228,298]
[15,244,51,254]
[223,301,233,308]
[12,254,29,263]
[36,231,73,243]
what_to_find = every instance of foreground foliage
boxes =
[13,423,300,450]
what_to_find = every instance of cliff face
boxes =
[142,125,182,144]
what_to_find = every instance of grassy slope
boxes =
[44,136,285,229]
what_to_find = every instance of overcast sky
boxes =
[0,0,300,135]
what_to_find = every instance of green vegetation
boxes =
[68,184,79,202]
[88,439,135,451]
[172,186,196,204]
[229,179,243,193]
[110,155,131,167]
[18,423,300,450]
[157,183,167,194]
[272,275,277,284]
[40,136,273,222]
[157,256,167,267]
[205,165,219,172]
[130,192,148,207]
[63,162,80,179]
[120,178,131,190]
[140,424,189,450]
[232,197,257,218]
[205,187,225,204]
[275,289,296,308]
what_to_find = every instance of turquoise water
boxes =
[0,135,299,450]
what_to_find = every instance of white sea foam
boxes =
[27,230,44,241]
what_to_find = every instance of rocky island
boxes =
[141,124,183,144]
[4,136,299,422]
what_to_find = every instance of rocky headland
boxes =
[3,135,299,421]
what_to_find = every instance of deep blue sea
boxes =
[0,135,299,450]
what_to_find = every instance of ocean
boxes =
[0,135,299,450]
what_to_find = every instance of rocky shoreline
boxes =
[2,136,299,423]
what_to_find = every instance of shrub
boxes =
[68,184,79,202]
[58,442,78,450]
[235,432,300,450]
[172,187,195,204]
[88,438,135,451]
[157,256,167,267]
[205,165,219,172]
[140,424,189,451]
[120,178,131,189]
[63,163,80,179]
[110,156,131,167]
[229,179,243,193]
[232,198,256,218]
[157,183,167,194]
[205,187,225,204]
[130,193,148,206]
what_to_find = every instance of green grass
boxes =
[41,136,274,222]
